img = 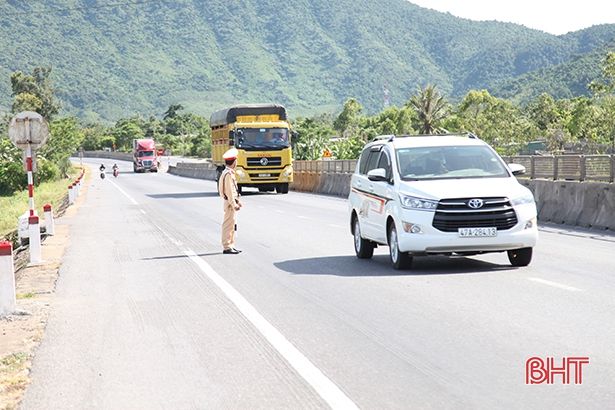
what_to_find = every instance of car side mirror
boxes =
[291,130,298,140]
[367,168,388,182]
[508,163,526,176]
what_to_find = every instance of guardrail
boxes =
[502,155,615,183]
[294,156,615,183]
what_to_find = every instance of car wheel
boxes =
[353,217,374,259]
[388,224,412,270]
[508,247,533,267]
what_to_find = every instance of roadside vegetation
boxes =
[1,51,614,200]
[0,166,81,238]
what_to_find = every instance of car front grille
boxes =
[432,197,518,232]
[247,156,282,167]
[143,160,153,167]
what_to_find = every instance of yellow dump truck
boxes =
[210,104,295,194]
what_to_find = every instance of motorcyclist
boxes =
[112,163,119,177]
[99,164,106,172]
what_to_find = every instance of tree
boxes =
[293,116,335,160]
[407,84,449,134]
[589,51,615,152]
[589,51,615,96]
[456,89,536,154]
[10,67,61,120]
[163,104,184,120]
[113,118,145,150]
[333,98,363,134]
[524,93,571,151]
[39,117,85,176]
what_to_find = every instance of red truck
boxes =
[132,138,159,173]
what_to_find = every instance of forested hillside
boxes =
[1,0,614,120]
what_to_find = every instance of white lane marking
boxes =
[108,179,138,205]
[140,209,147,215]
[527,277,582,292]
[298,215,309,219]
[184,249,358,410]
[328,224,344,229]
[275,210,285,214]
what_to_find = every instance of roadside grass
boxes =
[0,167,81,238]
[16,293,35,299]
[0,352,30,409]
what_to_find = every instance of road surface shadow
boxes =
[275,254,515,277]
[146,192,219,199]
[142,252,222,260]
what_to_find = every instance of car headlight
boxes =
[283,166,293,177]
[399,194,438,211]
[236,168,246,178]
[510,192,535,206]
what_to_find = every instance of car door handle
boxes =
[368,184,374,192]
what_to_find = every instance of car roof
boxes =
[367,134,487,150]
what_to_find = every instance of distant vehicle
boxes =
[132,138,159,173]
[210,104,295,194]
[348,133,538,269]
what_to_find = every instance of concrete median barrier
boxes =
[520,179,615,230]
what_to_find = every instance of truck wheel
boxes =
[388,224,413,270]
[353,217,374,259]
[133,164,137,173]
[508,247,533,266]
[276,183,289,194]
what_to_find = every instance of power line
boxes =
[1,0,172,17]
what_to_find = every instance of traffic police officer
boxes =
[218,148,242,254]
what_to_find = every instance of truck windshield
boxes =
[397,145,509,180]
[138,151,154,157]
[236,128,289,150]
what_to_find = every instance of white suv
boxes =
[348,134,538,269]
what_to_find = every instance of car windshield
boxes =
[236,128,289,149]
[396,145,509,180]
[138,150,154,157]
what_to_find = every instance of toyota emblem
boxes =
[467,198,484,209]
[260,157,269,166]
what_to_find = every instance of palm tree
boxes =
[407,84,449,134]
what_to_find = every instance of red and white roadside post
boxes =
[68,184,74,205]
[0,241,16,316]
[8,112,50,266]
[44,204,55,236]
[28,215,42,264]
[25,143,36,216]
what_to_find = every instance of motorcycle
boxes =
[113,167,119,178]
[100,170,106,179]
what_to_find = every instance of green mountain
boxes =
[1,0,614,121]
[491,43,615,103]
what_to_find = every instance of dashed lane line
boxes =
[527,277,582,292]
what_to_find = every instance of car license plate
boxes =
[259,173,271,177]
[458,227,497,237]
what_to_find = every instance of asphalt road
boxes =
[22,160,615,409]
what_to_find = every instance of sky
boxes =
[409,0,615,35]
